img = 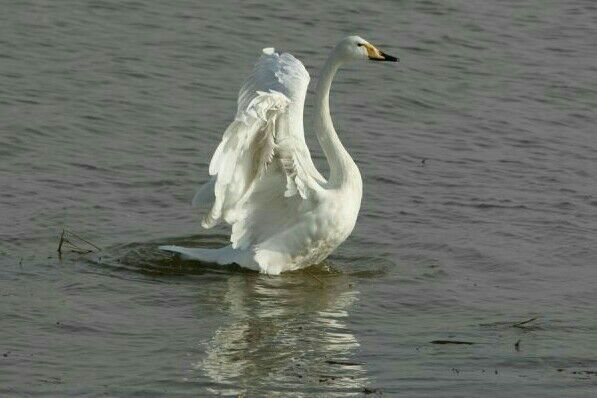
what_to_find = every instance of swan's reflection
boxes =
[193,270,368,396]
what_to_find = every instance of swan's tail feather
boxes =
[160,245,260,271]
[159,245,233,265]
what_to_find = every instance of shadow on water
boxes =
[84,233,393,281]
[76,234,388,396]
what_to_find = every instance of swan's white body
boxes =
[161,36,397,274]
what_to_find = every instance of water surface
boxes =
[1,0,596,396]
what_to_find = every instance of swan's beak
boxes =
[363,43,399,62]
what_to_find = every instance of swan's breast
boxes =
[288,188,362,267]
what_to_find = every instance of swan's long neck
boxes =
[314,52,360,188]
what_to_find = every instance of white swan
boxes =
[160,35,398,274]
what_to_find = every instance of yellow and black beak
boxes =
[359,42,399,62]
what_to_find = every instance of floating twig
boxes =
[57,228,101,254]
[512,317,538,329]
[325,360,362,366]
[64,229,102,251]
[57,230,66,253]
[431,340,475,345]
[515,339,521,351]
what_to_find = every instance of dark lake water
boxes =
[1,0,596,396]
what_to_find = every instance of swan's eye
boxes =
[357,43,363,47]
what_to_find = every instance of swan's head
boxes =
[335,35,399,63]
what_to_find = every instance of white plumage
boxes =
[160,36,398,274]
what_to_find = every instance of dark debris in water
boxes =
[554,368,597,380]
[40,376,63,384]
[363,387,383,395]
[431,340,475,345]
[480,316,542,330]
[571,370,597,377]
[318,374,355,383]
[57,228,102,255]
[325,359,362,366]
[512,316,538,329]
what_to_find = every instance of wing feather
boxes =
[194,48,326,250]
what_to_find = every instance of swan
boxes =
[160,35,398,274]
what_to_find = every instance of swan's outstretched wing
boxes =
[195,48,325,251]
[235,48,325,184]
